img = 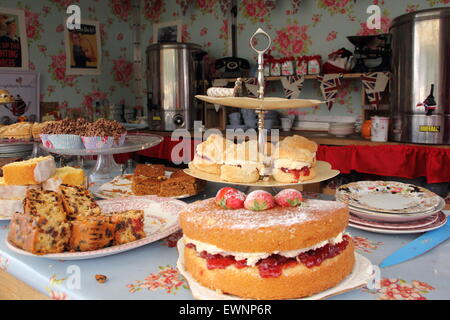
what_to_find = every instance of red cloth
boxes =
[317,145,450,184]
[118,136,450,183]
[135,136,198,163]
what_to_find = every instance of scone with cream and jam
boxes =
[190,134,233,175]
[272,135,318,183]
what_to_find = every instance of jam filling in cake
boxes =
[280,166,311,180]
[185,234,350,278]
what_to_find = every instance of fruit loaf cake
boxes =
[69,216,115,251]
[179,188,355,300]
[8,212,71,254]
[0,199,23,218]
[59,184,102,220]
[108,210,146,245]
[24,189,67,229]
[9,189,70,254]
[2,156,56,185]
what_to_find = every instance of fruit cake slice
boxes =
[108,210,146,245]
[59,184,102,220]
[69,215,115,252]
[8,212,70,254]
[9,189,70,254]
[24,189,67,229]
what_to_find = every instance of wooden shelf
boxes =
[213,73,365,83]
[137,129,450,150]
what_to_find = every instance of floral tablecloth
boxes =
[0,183,449,300]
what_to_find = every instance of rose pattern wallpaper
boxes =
[0,0,447,119]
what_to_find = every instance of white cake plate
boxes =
[41,133,163,185]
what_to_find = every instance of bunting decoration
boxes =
[281,75,305,99]
[178,0,194,16]
[243,78,258,97]
[361,72,390,109]
[291,0,302,14]
[317,74,343,111]
[219,0,232,16]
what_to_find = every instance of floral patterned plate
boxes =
[336,181,443,214]
[349,212,447,234]
[348,197,445,223]
[94,174,199,200]
[6,196,185,260]
[349,213,439,230]
[176,238,375,300]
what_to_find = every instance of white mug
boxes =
[281,118,293,132]
[371,116,389,142]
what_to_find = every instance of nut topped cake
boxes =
[179,188,355,300]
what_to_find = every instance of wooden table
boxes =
[0,269,48,300]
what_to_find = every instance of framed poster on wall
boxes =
[153,20,182,43]
[0,7,29,71]
[0,71,39,123]
[64,19,102,75]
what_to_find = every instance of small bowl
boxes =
[329,127,355,137]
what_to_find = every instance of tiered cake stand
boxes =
[185,28,339,192]
[41,133,163,185]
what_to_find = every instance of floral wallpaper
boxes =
[0,0,448,120]
[142,0,450,119]
[0,0,136,119]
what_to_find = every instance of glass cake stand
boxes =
[41,133,163,185]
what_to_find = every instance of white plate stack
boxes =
[328,122,355,137]
[335,181,447,234]
[0,142,33,158]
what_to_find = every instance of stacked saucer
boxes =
[335,181,447,234]
[0,141,33,158]
[328,122,355,137]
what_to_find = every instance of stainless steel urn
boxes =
[390,8,450,144]
[146,43,205,131]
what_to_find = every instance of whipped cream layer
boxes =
[185,232,349,267]
[273,158,313,170]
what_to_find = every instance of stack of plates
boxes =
[335,181,447,234]
[0,142,33,158]
[328,122,355,137]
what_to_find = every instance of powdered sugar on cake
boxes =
[182,198,347,230]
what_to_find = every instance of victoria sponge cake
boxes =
[179,189,355,300]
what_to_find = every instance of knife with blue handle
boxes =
[379,218,450,268]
